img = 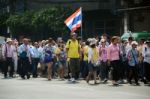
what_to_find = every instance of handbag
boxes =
[20,51,27,59]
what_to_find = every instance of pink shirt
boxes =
[99,46,107,62]
[107,44,120,61]
[2,44,13,58]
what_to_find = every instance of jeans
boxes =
[81,61,89,78]
[4,57,14,77]
[100,61,108,80]
[69,58,80,79]
[144,62,150,81]
[128,66,138,83]
[32,58,40,77]
[20,57,30,78]
[111,60,120,81]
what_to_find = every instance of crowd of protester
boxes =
[0,33,150,86]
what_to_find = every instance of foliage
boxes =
[0,13,9,27]
[6,6,72,39]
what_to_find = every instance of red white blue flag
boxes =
[64,8,82,32]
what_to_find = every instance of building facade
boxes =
[0,0,150,39]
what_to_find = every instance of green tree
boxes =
[32,6,72,39]
[6,6,72,39]
[6,11,34,37]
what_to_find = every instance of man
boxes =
[18,38,31,79]
[137,39,145,81]
[126,37,133,52]
[142,40,150,84]
[66,33,80,82]
[30,42,40,78]
[2,38,14,78]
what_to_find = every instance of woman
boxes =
[38,40,46,76]
[142,40,150,84]
[55,44,67,80]
[12,40,19,76]
[127,41,139,85]
[86,38,99,84]
[107,36,120,85]
[44,38,55,80]
[99,39,108,83]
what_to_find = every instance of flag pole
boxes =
[80,7,83,40]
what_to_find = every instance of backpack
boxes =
[20,51,27,59]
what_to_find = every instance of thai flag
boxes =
[64,8,82,32]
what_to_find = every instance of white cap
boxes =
[90,38,97,45]
[131,41,138,45]
[6,38,12,42]
[100,39,106,43]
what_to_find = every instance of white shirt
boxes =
[88,47,93,63]
[142,46,150,64]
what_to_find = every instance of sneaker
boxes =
[71,78,76,82]
[143,79,148,84]
[103,79,108,83]
[27,75,30,79]
[135,82,140,86]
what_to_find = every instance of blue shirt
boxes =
[142,46,150,64]
[30,47,40,58]
[18,44,30,58]
[127,48,139,66]
[44,45,55,59]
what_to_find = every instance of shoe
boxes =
[143,79,148,84]
[27,75,30,79]
[135,82,140,86]
[48,78,51,81]
[21,76,25,79]
[112,82,119,86]
[86,78,89,84]
[71,78,76,82]
[4,76,7,79]
[94,81,98,84]
[103,79,108,83]
[128,80,132,84]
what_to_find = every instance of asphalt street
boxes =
[0,74,150,99]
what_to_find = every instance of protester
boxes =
[55,44,66,80]
[66,33,80,82]
[142,40,150,84]
[127,41,139,85]
[86,38,99,84]
[99,39,108,83]
[18,38,31,79]
[107,36,120,85]
[2,38,14,78]
[30,42,41,78]
[43,38,55,80]
[12,40,19,77]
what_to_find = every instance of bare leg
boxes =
[47,62,53,80]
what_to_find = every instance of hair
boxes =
[128,37,133,41]
[91,44,96,48]
[111,36,118,42]
[85,40,90,45]
[48,37,53,43]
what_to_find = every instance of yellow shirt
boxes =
[55,47,61,55]
[83,45,89,61]
[66,39,80,58]
[91,47,99,63]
